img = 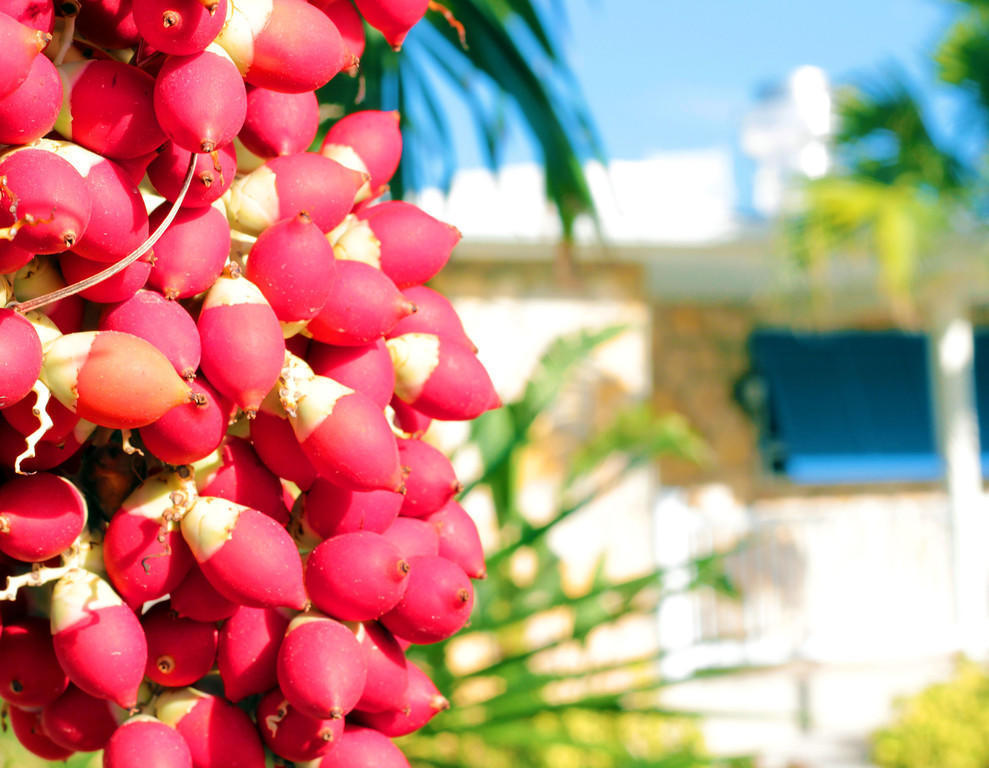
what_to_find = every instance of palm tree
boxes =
[318,1,603,240]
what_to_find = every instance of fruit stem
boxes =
[8,153,198,314]
[52,13,75,66]
[428,1,468,49]
[13,379,54,474]
[0,536,91,600]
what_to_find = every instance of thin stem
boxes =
[9,153,198,314]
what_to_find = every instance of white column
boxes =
[930,300,988,658]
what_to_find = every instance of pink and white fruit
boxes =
[217,604,291,701]
[54,60,165,159]
[180,496,306,609]
[197,437,290,524]
[103,716,193,768]
[354,621,408,713]
[133,0,228,54]
[156,689,266,768]
[41,331,194,429]
[146,201,230,297]
[0,617,69,708]
[397,437,460,518]
[7,704,75,761]
[142,602,219,687]
[308,338,395,409]
[317,723,411,768]
[50,569,148,709]
[215,0,349,92]
[277,612,367,719]
[198,272,285,415]
[257,688,344,762]
[225,152,366,235]
[154,45,247,152]
[321,110,401,197]
[41,684,121,752]
[103,472,195,608]
[100,290,201,379]
[380,554,474,644]
[306,531,409,621]
[356,659,448,736]
[0,473,86,562]
[245,211,335,324]
[0,308,42,410]
[250,397,317,490]
[238,86,319,159]
[289,374,404,492]
[388,332,500,421]
[390,395,432,438]
[353,0,426,49]
[0,51,60,145]
[13,256,84,333]
[306,259,416,346]
[428,498,486,579]
[389,284,475,350]
[303,477,403,538]
[169,563,238,622]
[0,146,92,254]
[141,378,230,465]
[147,142,238,208]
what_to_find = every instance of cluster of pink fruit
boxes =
[0,0,499,765]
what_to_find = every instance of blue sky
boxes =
[428,0,961,213]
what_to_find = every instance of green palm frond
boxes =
[318,1,603,240]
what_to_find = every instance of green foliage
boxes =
[871,658,989,768]
[401,326,749,768]
[318,1,602,239]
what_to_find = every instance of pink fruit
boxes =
[321,110,401,197]
[312,0,364,73]
[169,563,237,622]
[64,150,150,264]
[0,618,69,708]
[428,498,486,579]
[0,51,60,144]
[380,555,474,644]
[306,531,409,621]
[303,476,402,538]
[276,613,367,719]
[355,659,448,736]
[239,86,319,159]
[354,621,407,713]
[7,704,75,761]
[217,605,291,702]
[103,472,195,608]
[306,259,415,345]
[59,249,151,303]
[257,689,344,762]
[0,11,47,98]
[353,200,460,287]
[0,308,42,410]
[142,602,218,687]
[133,0,228,54]
[197,273,285,415]
[0,147,91,254]
[317,723,411,768]
[100,290,201,379]
[146,201,230,298]
[74,0,140,47]
[215,0,348,92]
[389,395,431,438]
[51,570,148,709]
[245,211,335,324]
[307,338,394,409]
[388,333,500,421]
[41,684,120,752]
[154,46,247,152]
[181,496,307,609]
[41,331,194,429]
[249,402,317,490]
[353,0,426,49]
[289,375,404,492]
[0,0,53,33]
[156,689,265,768]
[0,240,33,273]
[141,378,229,465]
[13,255,84,332]
[382,516,438,559]
[147,142,238,208]
[198,437,289,524]
[0,473,86,562]
[54,59,165,159]
[397,437,460,518]
[0,416,84,471]
[2,385,79,443]
[225,152,366,235]
[103,717,193,768]
[389,284,475,350]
